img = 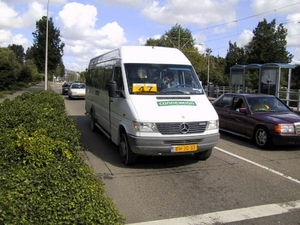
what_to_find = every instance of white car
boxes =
[68,83,86,99]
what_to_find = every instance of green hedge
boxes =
[0,91,125,224]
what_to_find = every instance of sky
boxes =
[1,0,300,72]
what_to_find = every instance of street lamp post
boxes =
[45,0,50,90]
[199,43,211,85]
[207,51,210,85]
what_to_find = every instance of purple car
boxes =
[212,93,300,148]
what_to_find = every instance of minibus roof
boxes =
[120,46,191,65]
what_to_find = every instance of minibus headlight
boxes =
[206,120,219,130]
[133,122,159,132]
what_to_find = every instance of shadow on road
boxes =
[71,115,204,170]
[219,130,300,152]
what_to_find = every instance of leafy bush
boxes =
[0,91,125,224]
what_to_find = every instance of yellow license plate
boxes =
[171,144,198,153]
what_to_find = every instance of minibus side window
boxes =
[103,66,113,90]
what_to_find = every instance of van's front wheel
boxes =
[194,148,212,160]
[119,132,137,166]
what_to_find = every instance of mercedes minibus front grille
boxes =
[156,122,207,135]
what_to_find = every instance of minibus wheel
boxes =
[194,148,212,160]
[119,132,137,165]
[90,111,96,132]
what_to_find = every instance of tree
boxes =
[145,24,196,50]
[245,19,293,64]
[211,56,228,86]
[0,48,22,90]
[144,24,208,81]
[57,58,65,78]
[25,46,34,61]
[31,16,65,76]
[79,70,87,83]
[8,44,25,64]
[183,48,207,81]
[164,24,196,49]
[225,41,248,74]
[291,64,300,88]
[21,59,41,82]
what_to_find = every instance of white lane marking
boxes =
[126,200,300,225]
[214,146,300,185]
[127,147,300,225]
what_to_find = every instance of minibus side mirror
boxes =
[109,81,117,97]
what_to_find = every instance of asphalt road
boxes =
[21,83,300,224]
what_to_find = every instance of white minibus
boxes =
[85,46,219,165]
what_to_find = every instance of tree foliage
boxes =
[245,19,293,64]
[211,56,228,86]
[8,44,25,64]
[21,59,42,82]
[0,17,66,90]
[0,48,22,90]
[225,41,247,73]
[31,16,65,75]
[145,24,196,49]
[224,18,295,89]
[144,24,213,83]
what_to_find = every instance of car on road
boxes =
[62,82,72,95]
[212,93,300,148]
[68,83,86,99]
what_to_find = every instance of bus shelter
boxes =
[230,63,295,97]
[230,64,261,93]
[259,63,296,97]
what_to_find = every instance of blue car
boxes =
[62,82,72,95]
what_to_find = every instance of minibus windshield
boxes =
[125,64,204,95]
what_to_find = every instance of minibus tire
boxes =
[90,113,96,132]
[119,132,137,165]
[194,148,212,160]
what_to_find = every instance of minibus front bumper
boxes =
[127,133,220,156]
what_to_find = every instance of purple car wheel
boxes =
[254,126,271,149]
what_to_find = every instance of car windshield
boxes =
[124,64,204,95]
[246,96,291,113]
[72,84,85,89]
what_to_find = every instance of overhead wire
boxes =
[194,1,300,53]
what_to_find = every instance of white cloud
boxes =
[0,1,22,29]
[1,0,299,71]
[58,2,97,38]
[138,34,161,45]
[93,0,145,8]
[93,22,127,48]
[236,29,253,47]
[21,2,45,27]
[141,0,238,28]
[286,13,300,46]
[1,0,67,5]
[251,0,300,15]
[0,1,45,29]
[292,47,300,64]
[57,2,127,70]
[0,29,30,47]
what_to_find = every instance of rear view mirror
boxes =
[109,81,117,97]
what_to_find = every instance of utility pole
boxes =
[45,0,50,90]
[207,51,210,84]
[206,48,212,85]
[178,27,180,49]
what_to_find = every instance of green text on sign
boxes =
[157,101,197,106]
